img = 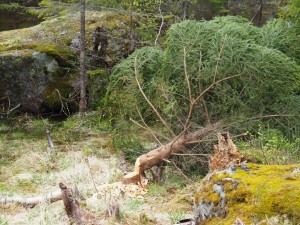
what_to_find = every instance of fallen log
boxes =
[123,123,219,184]
[0,190,62,207]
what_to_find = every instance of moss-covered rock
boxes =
[0,10,157,114]
[0,49,75,113]
[194,164,300,224]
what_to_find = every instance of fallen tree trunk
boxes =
[0,190,62,207]
[123,123,219,184]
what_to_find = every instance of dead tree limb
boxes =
[0,190,62,207]
[134,57,175,137]
[59,183,84,225]
[123,123,219,184]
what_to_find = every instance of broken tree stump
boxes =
[209,132,242,171]
[59,183,84,225]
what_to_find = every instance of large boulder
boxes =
[194,163,300,224]
[0,10,153,115]
[0,49,74,113]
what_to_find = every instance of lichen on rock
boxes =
[193,163,300,225]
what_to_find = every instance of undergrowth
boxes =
[238,125,300,165]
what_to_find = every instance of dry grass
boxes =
[0,116,194,224]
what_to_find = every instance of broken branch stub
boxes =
[59,183,84,225]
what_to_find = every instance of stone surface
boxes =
[194,163,300,225]
[0,50,74,113]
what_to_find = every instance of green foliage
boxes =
[111,124,145,162]
[107,16,300,136]
[168,210,186,224]
[0,3,23,11]
[280,0,300,33]
[38,0,69,18]
[0,216,8,225]
[35,44,76,66]
[258,19,300,63]
[88,69,108,110]
[106,46,163,123]
[239,125,300,165]
[147,183,167,196]
[62,112,106,130]
[125,198,144,211]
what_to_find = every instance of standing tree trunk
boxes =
[258,0,263,26]
[79,0,87,114]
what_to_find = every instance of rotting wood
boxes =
[123,123,220,184]
[209,132,242,171]
[59,182,84,225]
[0,190,62,207]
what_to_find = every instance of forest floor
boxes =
[0,115,196,225]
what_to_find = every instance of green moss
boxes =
[35,44,75,66]
[194,181,221,206]
[195,164,300,224]
[88,69,107,77]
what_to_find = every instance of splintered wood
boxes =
[209,133,242,171]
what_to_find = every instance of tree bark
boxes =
[60,183,84,225]
[123,123,219,184]
[209,132,242,171]
[79,0,87,114]
[0,190,62,207]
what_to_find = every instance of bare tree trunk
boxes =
[258,0,263,26]
[123,123,219,184]
[59,183,84,225]
[79,0,87,114]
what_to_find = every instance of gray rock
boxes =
[0,50,71,113]
[292,168,300,174]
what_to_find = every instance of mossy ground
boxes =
[195,163,300,224]
[0,9,157,65]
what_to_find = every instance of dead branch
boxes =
[198,82,210,124]
[0,190,62,207]
[183,47,192,110]
[213,36,226,83]
[130,117,170,141]
[85,158,100,195]
[172,161,192,182]
[171,153,210,156]
[154,0,164,46]
[134,57,175,137]
[184,73,244,130]
[136,107,162,145]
